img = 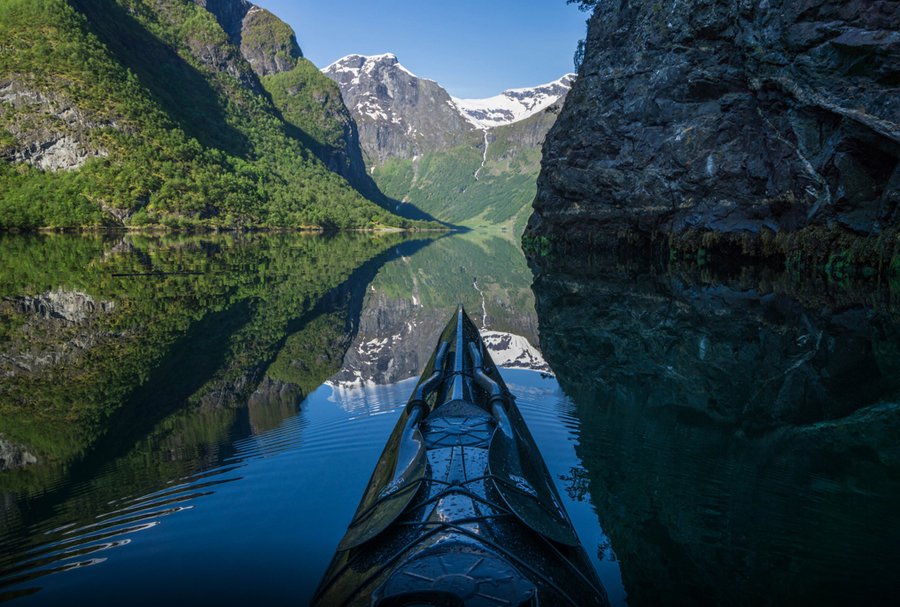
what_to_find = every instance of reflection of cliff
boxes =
[532,257,900,605]
[332,233,543,386]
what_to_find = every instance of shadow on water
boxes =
[530,253,900,606]
[0,232,435,601]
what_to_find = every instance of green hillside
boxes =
[370,108,558,234]
[0,0,415,230]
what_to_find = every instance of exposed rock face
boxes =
[527,0,900,248]
[323,54,475,164]
[194,0,252,42]
[238,5,303,76]
[0,81,112,171]
[195,0,302,77]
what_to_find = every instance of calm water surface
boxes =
[1,232,898,605]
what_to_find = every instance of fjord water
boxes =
[1,232,898,605]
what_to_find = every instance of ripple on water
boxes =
[0,370,626,606]
[0,461,242,599]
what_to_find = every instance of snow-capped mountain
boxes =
[322,53,474,163]
[451,74,577,129]
[321,52,574,227]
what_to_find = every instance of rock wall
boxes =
[527,0,900,251]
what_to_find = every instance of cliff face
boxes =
[527,0,900,250]
[323,54,475,164]
[195,0,302,76]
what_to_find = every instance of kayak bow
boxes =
[313,306,609,606]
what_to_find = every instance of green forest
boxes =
[0,0,419,230]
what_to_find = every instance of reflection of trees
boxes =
[558,466,591,502]
[0,232,434,596]
[0,232,427,485]
[532,256,900,606]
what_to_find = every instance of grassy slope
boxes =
[261,58,349,159]
[0,0,413,230]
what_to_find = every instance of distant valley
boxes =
[324,53,574,233]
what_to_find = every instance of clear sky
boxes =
[251,0,589,98]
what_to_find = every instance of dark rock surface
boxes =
[527,0,900,248]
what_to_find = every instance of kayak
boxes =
[313,306,609,606]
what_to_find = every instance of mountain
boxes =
[322,54,474,164]
[0,0,413,230]
[525,0,900,275]
[452,74,576,129]
[323,54,573,232]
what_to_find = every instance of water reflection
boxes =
[1,231,602,605]
[531,255,900,605]
[0,231,432,601]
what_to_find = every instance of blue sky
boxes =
[251,0,589,98]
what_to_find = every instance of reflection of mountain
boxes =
[324,377,415,418]
[0,232,430,479]
[532,256,900,605]
[481,331,549,372]
[0,232,434,599]
[331,233,544,386]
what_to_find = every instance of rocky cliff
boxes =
[527,0,900,264]
[323,54,475,164]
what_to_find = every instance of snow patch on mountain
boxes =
[451,74,576,128]
[482,330,550,372]
[322,53,428,84]
[323,53,574,131]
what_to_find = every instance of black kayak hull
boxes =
[313,307,608,606]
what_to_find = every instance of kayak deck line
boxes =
[313,306,609,606]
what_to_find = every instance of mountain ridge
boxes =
[322,52,574,230]
[323,53,574,132]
